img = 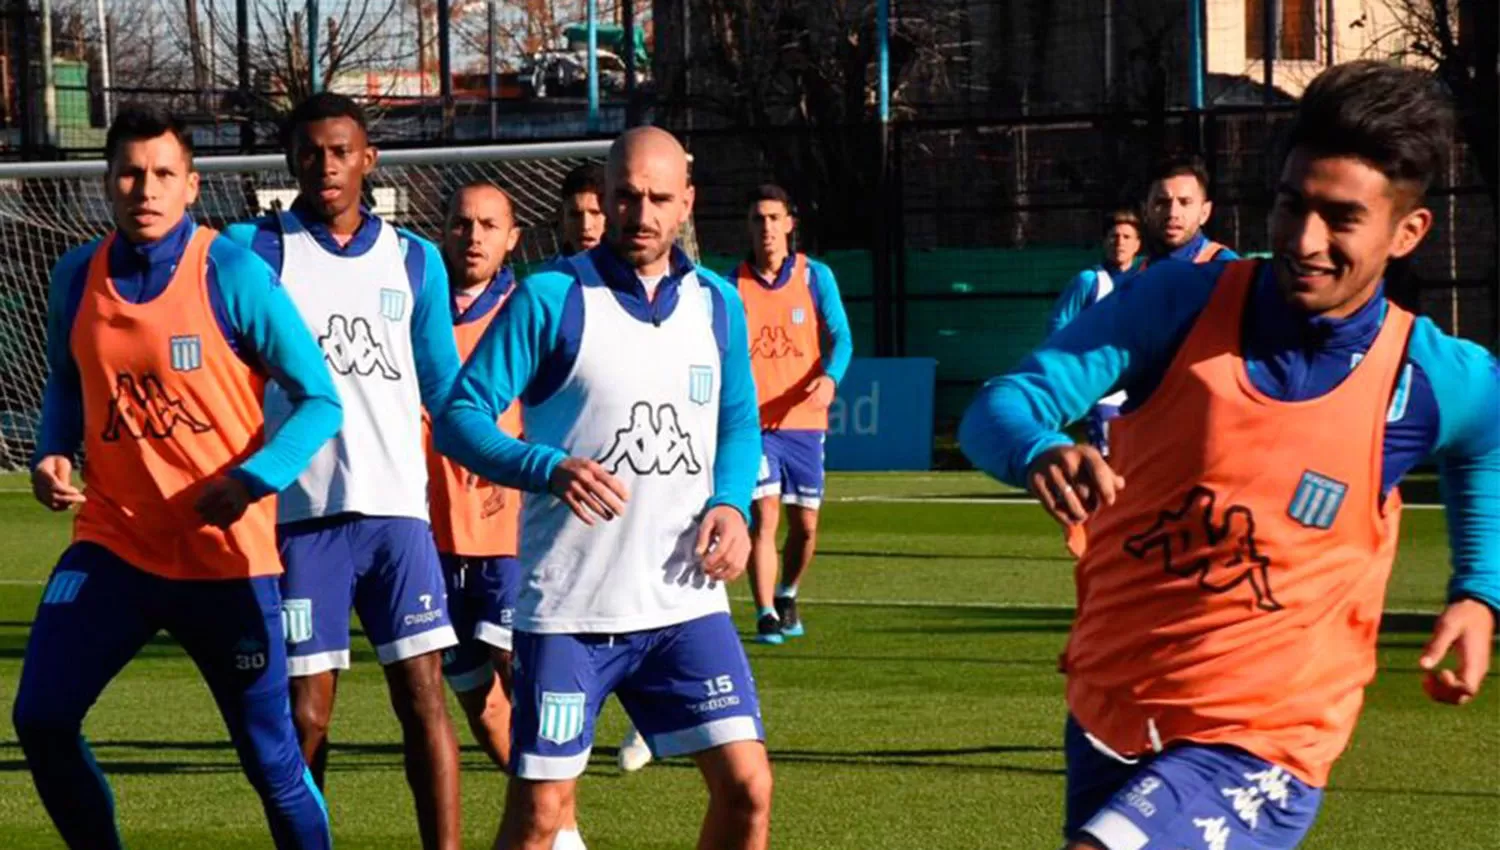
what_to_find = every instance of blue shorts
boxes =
[754,429,826,508]
[278,516,457,676]
[440,554,521,692]
[1086,403,1122,457]
[1065,716,1323,849]
[510,612,764,780]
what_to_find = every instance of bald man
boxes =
[430,184,590,850]
[435,127,771,850]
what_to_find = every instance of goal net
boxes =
[0,141,702,471]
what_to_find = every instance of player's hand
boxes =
[1419,598,1495,706]
[1025,444,1125,527]
[31,455,84,511]
[194,475,253,529]
[696,505,750,582]
[549,457,629,525]
[804,376,837,411]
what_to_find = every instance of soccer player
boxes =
[1047,209,1143,454]
[959,61,1498,850]
[731,184,853,645]
[1141,155,1238,265]
[435,126,772,850]
[14,106,339,849]
[430,181,588,850]
[551,160,654,776]
[226,93,463,850]
[556,163,606,257]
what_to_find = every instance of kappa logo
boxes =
[319,314,401,380]
[1124,486,1282,612]
[1193,816,1232,850]
[463,471,509,518]
[1221,765,1293,831]
[599,402,703,476]
[750,325,802,359]
[102,374,212,441]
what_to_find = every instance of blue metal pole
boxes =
[1187,0,1203,109]
[308,0,321,93]
[586,0,599,133]
[877,0,890,123]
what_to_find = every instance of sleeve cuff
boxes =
[706,494,750,522]
[227,466,277,501]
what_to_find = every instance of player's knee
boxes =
[389,658,451,728]
[291,698,332,745]
[11,686,79,746]
[785,515,817,546]
[512,781,573,838]
[710,760,773,824]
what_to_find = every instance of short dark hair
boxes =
[1282,60,1453,203]
[1150,155,1212,199]
[748,183,794,215]
[283,92,370,146]
[1104,208,1141,236]
[105,105,193,168]
[560,163,604,201]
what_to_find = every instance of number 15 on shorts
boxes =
[704,675,735,697]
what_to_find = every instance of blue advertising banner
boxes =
[825,358,937,471]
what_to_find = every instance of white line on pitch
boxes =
[829,494,1446,510]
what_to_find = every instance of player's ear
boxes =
[185,169,201,206]
[683,184,696,217]
[1200,199,1214,225]
[364,144,379,175]
[1390,205,1432,259]
[505,225,521,254]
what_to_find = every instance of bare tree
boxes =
[52,0,187,90]
[1380,0,1497,208]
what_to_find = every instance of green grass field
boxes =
[0,472,1494,848]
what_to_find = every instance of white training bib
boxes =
[264,213,429,523]
[517,254,726,634]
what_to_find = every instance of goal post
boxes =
[0,141,702,472]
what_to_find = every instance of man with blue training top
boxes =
[1047,208,1144,454]
[16,106,338,849]
[435,126,772,850]
[1140,155,1239,268]
[227,92,464,850]
[730,184,854,645]
[960,61,1497,850]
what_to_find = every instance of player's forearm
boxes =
[434,402,564,494]
[958,379,1074,487]
[32,369,84,464]
[234,392,342,497]
[1439,450,1500,612]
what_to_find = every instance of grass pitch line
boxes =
[829,494,1445,510]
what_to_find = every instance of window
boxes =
[1246,0,1319,61]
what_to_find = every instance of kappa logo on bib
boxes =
[599,402,703,476]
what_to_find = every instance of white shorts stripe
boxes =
[474,621,514,652]
[375,626,459,666]
[443,661,495,693]
[751,483,781,501]
[648,716,762,759]
[287,649,351,677]
[781,493,822,509]
[1080,810,1150,850]
[514,749,593,780]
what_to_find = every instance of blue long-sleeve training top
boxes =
[729,253,856,385]
[959,259,1500,610]
[224,200,460,414]
[34,215,342,498]
[435,244,763,518]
